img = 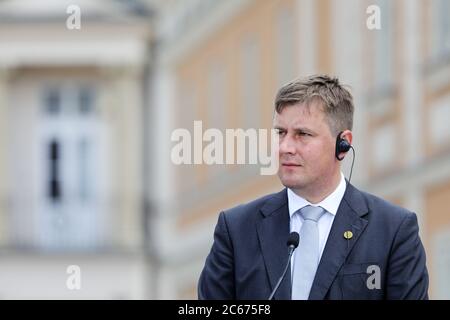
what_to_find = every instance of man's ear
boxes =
[335,130,353,161]
[341,130,353,145]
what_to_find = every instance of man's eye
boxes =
[298,132,311,136]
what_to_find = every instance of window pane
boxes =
[48,139,62,202]
[276,6,295,87]
[79,86,95,115]
[78,137,92,202]
[440,0,450,52]
[44,88,61,115]
[240,34,261,129]
[374,0,393,88]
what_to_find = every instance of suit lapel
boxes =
[309,182,369,300]
[256,189,291,300]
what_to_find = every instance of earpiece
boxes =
[335,131,351,161]
[335,131,355,183]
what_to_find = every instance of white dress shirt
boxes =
[288,172,347,278]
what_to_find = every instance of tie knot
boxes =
[299,205,325,222]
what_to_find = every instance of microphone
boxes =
[268,231,300,300]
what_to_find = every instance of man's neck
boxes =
[292,171,342,204]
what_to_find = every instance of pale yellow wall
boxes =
[425,180,450,298]
[174,0,297,229]
[425,181,450,246]
[170,0,450,299]
[316,0,332,74]
[410,1,450,291]
[362,0,400,179]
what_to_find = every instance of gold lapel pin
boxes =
[344,231,353,240]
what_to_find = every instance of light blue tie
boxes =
[292,205,325,300]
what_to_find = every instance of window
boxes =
[374,0,394,89]
[207,61,226,130]
[432,0,450,57]
[48,139,62,203]
[276,6,295,87]
[78,137,92,202]
[240,35,261,129]
[43,85,96,117]
[373,124,396,171]
[79,86,95,115]
[44,87,61,115]
[430,95,450,147]
[206,61,227,176]
[433,229,450,299]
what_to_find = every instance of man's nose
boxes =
[279,135,296,154]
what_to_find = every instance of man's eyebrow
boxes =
[273,125,313,132]
[293,127,313,132]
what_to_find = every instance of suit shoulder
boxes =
[222,190,285,222]
[358,188,414,221]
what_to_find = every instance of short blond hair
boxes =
[274,75,354,135]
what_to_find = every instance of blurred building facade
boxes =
[153,0,450,299]
[0,0,153,298]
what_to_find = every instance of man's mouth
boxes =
[281,162,301,167]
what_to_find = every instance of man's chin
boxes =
[278,176,306,190]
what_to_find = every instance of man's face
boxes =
[273,102,338,194]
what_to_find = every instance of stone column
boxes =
[100,65,144,250]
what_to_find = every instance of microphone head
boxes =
[287,232,299,249]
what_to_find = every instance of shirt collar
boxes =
[287,172,347,218]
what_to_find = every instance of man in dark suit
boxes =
[198,75,429,300]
